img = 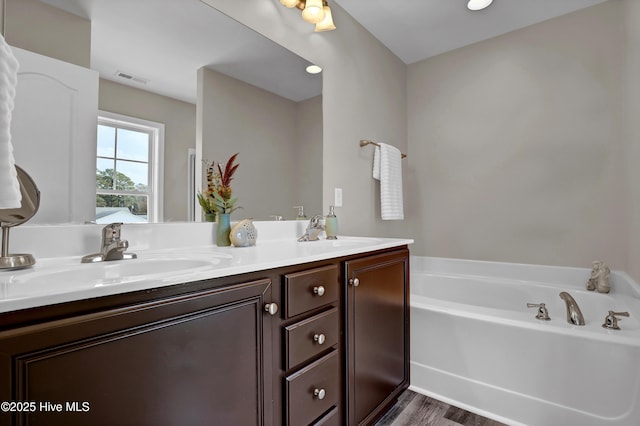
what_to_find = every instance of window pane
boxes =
[116,159,148,189]
[96,194,148,224]
[116,128,149,162]
[97,125,116,157]
[96,158,115,190]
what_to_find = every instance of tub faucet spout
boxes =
[559,292,585,325]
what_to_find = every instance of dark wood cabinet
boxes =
[281,264,341,426]
[344,249,410,426]
[0,278,274,426]
[0,246,409,426]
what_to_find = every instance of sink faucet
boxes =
[81,223,137,263]
[559,292,585,325]
[298,215,325,241]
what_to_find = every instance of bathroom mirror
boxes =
[0,166,40,269]
[7,0,322,224]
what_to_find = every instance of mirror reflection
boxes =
[5,0,322,224]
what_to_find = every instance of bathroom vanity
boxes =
[0,225,411,426]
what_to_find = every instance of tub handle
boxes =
[527,303,551,320]
[602,311,630,330]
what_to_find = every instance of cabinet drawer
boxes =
[312,406,340,426]
[285,265,339,318]
[285,351,340,426]
[285,308,339,370]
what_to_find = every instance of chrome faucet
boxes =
[297,215,325,241]
[559,292,585,325]
[81,223,137,263]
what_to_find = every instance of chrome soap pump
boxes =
[325,205,338,240]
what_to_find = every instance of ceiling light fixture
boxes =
[467,0,493,11]
[306,65,322,74]
[279,0,337,32]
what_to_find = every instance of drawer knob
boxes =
[313,333,326,345]
[264,303,279,316]
[313,285,325,296]
[313,388,326,400]
[349,277,360,287]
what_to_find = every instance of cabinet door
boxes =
[345,249,409,426]
[0,279,274,426]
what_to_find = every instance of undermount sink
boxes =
[3,258,222,299]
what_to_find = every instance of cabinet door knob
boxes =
[313,333,326,345]
[313,388,326,400]
[313,285,325,296]
[264,303,278,316]
[349,277,360,287]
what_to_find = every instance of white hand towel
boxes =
[373,143,404,220]
[0,34,21,209]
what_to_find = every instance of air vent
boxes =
[114,70,149,85]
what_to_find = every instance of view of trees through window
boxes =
[96,122,151,223]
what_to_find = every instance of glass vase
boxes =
[204,212,216,222]
[216,213,231,246]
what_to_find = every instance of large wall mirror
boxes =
[6,0,322,224]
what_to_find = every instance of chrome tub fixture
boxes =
[559,292,585,326]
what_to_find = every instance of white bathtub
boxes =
[409,256,640,426]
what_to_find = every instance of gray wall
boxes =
[625,0,640,281]
[207,0,640,281]
[202,0,409,238]
[407,1,628,271]
[1,0,5,35]
[4,0,90,68]
[197,67,322,220]
[295,95,323,217]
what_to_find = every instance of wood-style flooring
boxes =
[374,390,507,426]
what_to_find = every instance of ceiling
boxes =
[40,0,607,104]
[40,0,322,104]
[333,0,607,64]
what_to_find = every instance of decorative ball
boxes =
[230,219,258,247]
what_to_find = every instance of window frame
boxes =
[96,111,164,223]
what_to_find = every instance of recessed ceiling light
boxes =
[467,0,493,11]
[306,65,322,74]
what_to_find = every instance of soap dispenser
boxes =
[293,206,307,220]
[325,205,338,240]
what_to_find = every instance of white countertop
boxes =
[0,230,412,313]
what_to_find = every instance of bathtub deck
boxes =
[375,390,507,426]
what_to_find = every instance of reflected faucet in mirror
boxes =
[81,223,137,263]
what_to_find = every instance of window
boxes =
[95,112,164,223]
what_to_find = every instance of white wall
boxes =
[201,0,409,237]
[407,1,629,271]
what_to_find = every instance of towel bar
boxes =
[359,140,407,158]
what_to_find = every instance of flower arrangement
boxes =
[198,153,241,216]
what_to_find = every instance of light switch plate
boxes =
[334,188,343,207]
